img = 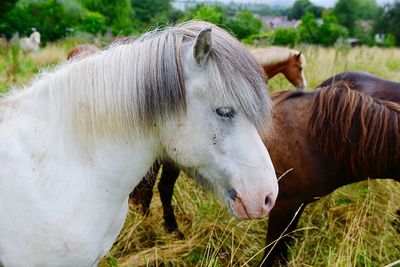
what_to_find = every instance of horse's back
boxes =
[319,71,400,103]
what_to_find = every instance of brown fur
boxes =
[67,44,100,60]
[319,71,400,103]
[309,83,400,178]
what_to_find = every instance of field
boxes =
[1,40,400,266]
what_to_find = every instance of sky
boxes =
[218,0,396,7]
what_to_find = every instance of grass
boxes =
[0,41,399,266]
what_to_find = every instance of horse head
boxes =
[284,51,307,90]
[30,31,41,45]
[158,24,278,219]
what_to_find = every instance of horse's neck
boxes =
[10,77,161,202]
[263,61,286,80]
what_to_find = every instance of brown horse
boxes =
[250,46,307,90]
[319,71,400,102]
[67,37,137,60]
[131,81,400,266]
[67,44,100,60]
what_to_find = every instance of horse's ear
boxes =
[193,27,212,65]
[296,52,302,59]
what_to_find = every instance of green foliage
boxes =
[384,34,396,47]
[299,12,348,46]
[185,4,227,25]
[0,0,83,42]
[333,0,358,34]
[375,2,400,46]
[0,0,18,19]
[333,0,378,35]
[357,0,379,20]
[131,0,173,27]
[79,11,106,35]
[185,5,262,40]
[225,10,262,40]
[299,12,320,43]
[110,0,134,35]
[353,23,374,46]
[81,0,134,34]
[272,27,301,46]
[319,15,349,46]
[288,0,324,19]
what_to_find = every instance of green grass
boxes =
[1,42,399,266]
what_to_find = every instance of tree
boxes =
[299,12,319,43]
[131,0,174,27]
[82,0,134,34]
[0,0,83,42]
[318,15,349,46]
[0,0,18,19]
[375,2,400,45]
[225,10,262,40]
[333,0,378,35]
[273,27,301,46]
[288,0,324,20]
[358,0,379,20]
[185,4,227,25]
[298,12,348,46]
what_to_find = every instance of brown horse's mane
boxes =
[308,82,400,178]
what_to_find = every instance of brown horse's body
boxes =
[261,86,400,265]
[131,76,400,266]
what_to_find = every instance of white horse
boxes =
[0,21,278,266]
[20,30,41,53]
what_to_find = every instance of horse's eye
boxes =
[216,107,235,118]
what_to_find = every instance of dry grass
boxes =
[0,42,399,266]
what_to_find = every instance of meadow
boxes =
[0,40,399,266]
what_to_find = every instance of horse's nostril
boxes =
[265,194,270,205]
[228,189,238,200]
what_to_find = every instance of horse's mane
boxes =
[308,83,400,177]
[251,46,306,67]
[3,21,270,139]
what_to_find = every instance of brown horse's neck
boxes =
[308,84,400,181]
[262,61,287,81]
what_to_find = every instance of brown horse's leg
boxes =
[158,163,183,238]
[129,162,161,215]
[260,200,306,267]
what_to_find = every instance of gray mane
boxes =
[128,21,271,132]
[5,21,271,139]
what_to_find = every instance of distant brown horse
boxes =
[67,44,100,60]
[67,37,137,60]
[250,46,307,90]
[131,81,400,266]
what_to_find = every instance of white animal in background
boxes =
[20,30,41,53]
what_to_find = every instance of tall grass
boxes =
[0,42,399,266]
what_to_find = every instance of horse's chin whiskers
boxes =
[277,168,293,183]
